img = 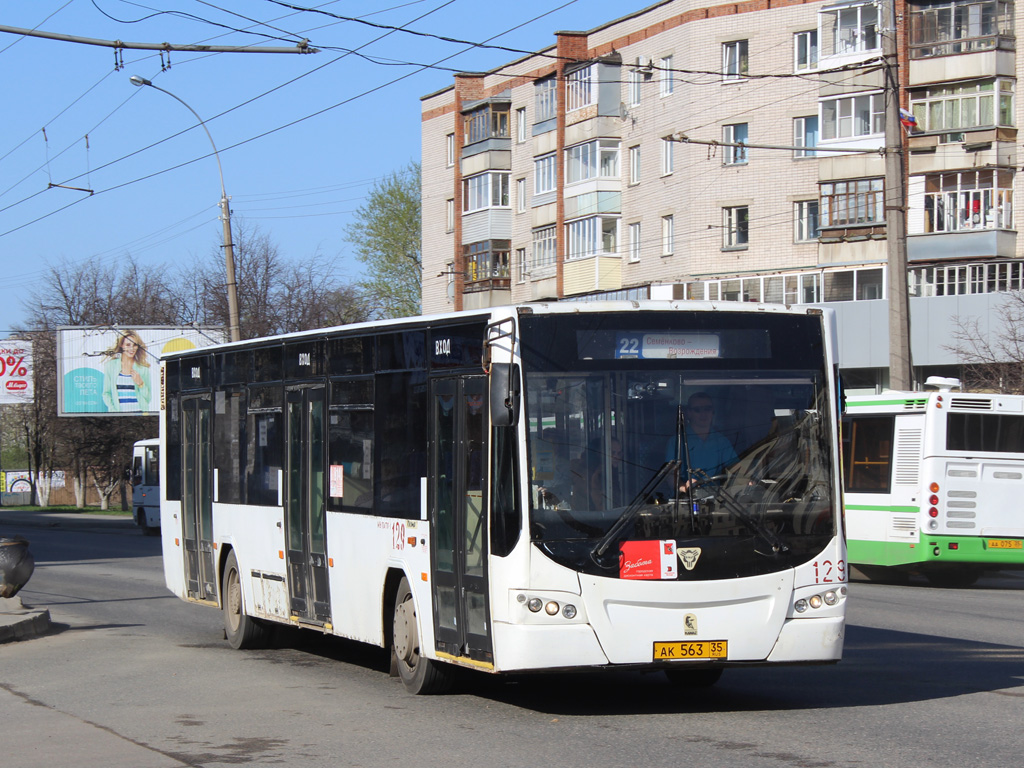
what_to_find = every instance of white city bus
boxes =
[159,302,847,693]
[843,381,1024,587]
[131,438,160,536]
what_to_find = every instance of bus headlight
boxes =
[544,601,560,616]
[823,590,838,606]
[794,599,809,613]
[527,598,543,612]
[808,595,823,609]
[562,604,577,619]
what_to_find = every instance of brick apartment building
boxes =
[420,0,1018,390]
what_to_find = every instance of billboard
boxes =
[57,326,227,417]
[0,340,33,404]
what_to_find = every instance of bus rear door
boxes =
[182,397,217,601]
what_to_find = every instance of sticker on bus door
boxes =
[620,540,678,580]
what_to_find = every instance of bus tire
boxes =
[392,577,452,694]
[223,550,267,650]
[665,667,723,688]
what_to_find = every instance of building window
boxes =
[532,226,557,270]
[910,260,1024,297]
[723,206,749,249]
[794,116,819,158]
[723,40,748,80]
[823,268,885,301]
[628,69,642,107]
[723,123,748,165]
[661,137,674,175]
[462,172,510,213]
[535,78,557,123]
[464,104,509,145]
[821,3,879,57]
[516,178,527,213]
[820,178,884,227]
[661,214,674,255]
[821,92,884,140]
[446,199,454,232]
[910,79,1014,134]
[565,139,619,184]
[660,55,675,96]
[795,30,818,71]
[628,222,642,262]
[566,64,596,112]
[535,153,556,195]
[464,240,510,284]
[629,145,641,185]
[516,107,527,143]
[565,216,618,260]
[909,0,1014,59]
[795,200,820,242]
[923,170,1014,232]
[446,133,455,166]
[516,247,528,283]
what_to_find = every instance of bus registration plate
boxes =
[654,640,727,661]
[987,539,1023,550]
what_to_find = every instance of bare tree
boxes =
[948,291,1024,394]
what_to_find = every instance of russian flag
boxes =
[899,108,918,133]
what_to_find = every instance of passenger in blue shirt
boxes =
[666,392,738,492]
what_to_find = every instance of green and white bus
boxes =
[843,381,1024,586]
[159,301,847,693]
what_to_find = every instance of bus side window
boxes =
[842,415,893,493]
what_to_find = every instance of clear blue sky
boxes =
[0,0,640,334]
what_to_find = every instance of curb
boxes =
[0,596,51,643]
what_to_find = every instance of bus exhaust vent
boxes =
[949,398,992,411]
[902,398,928,411]
[893,428,923,485]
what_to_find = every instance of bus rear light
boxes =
[928,507,939,518]
[929,482,940,493]
[929,495,939,506]
[949,542,959,550]
[928,521,939,531]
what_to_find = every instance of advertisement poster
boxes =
[57,326,226,417]
[0,340,33,404]
[619,540,678,580]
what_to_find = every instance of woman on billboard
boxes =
[101,330,152,412]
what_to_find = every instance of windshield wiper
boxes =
[713,481,790,555]
[591,460,681,566]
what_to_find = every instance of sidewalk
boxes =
[0,508,136,644]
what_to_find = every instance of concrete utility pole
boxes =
[883,0,913,390]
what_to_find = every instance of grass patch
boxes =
[0,504,132,517]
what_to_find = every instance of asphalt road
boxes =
[2,518,1022,768]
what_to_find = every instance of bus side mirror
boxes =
[490,362,520,427]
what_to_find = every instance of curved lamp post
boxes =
[130,75,241,342]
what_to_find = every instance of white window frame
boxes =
[795,30,818,71]
[923,169,1014,232]
[534,153,556,195]
[516,107,527,143]
[566,64,596,113]
[661,137,674,176]
[629,145,641,185]
[627,69,642,107]
[660,55,675,96]
[446,199,454,232]
[462,172,510,213]
[628,222,642,263]
[822,3,879,57]
[723,206,750,249]
[565,140,620,185]
[516,177,527,213]
[821,92,885,140]
[516,247,528,282]
[532,225,557,270]
[794,115,819,158]
[565,216,619,261]
[535,78,557,122]
[795,200,820,242]
[910,79,1014,133]
[723,123,748,165]
[661,214,675,256]
[446,133,455,167]
[723,40,748,80]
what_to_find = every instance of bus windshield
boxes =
[519,311,836,580]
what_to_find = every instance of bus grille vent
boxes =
[891,516,918,534]
[949,398,991,411]
[947,521,976,529]
[901,398,928,411]
[893,429,923,485]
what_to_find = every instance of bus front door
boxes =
[284,387,331,625]
[182,397,216,601]
[430,377,492,665]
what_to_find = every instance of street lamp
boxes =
[130,75,241,342]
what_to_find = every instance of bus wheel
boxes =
[223,550,267,649]
[392,577,452,694]
[665,667,723,687]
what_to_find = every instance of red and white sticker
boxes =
[620,540,678,580]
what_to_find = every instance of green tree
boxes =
[345,162,422,319]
